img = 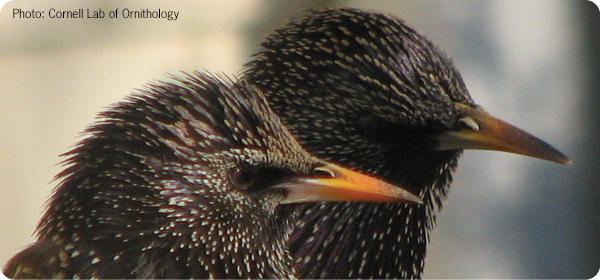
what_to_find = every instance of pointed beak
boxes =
[435,103,571,164]
[276,162,423,205]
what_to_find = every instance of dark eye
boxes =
[229,162,256,190]
[230,168,255,190]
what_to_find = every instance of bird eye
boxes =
[229,166,255,190]
[312,166,335,178]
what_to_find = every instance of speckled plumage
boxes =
[4,72,327,279]
[244,8,473,278]
[4,8,568,279]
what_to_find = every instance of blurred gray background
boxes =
[1,0,598,278]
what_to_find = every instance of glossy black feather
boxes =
[4,72,318,278]
[244,8,473,278]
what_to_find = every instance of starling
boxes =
[243,8,571,278]
[3,72,422,278]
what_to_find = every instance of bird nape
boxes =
[3,72,421,279]
[243,8,571,279]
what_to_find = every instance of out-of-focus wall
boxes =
[1,0,597,277]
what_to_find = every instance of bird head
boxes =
[30,71,421,278]
[244,8,570,194]
[147,73,423,217]
[242,8,571,278]
[38,72,420,255]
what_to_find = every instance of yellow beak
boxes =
[277,162,423,205]
[436,103,571,164]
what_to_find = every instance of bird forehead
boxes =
[256,9,472,119]
[215,148,266,164]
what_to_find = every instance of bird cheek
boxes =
[255,189,287,215]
